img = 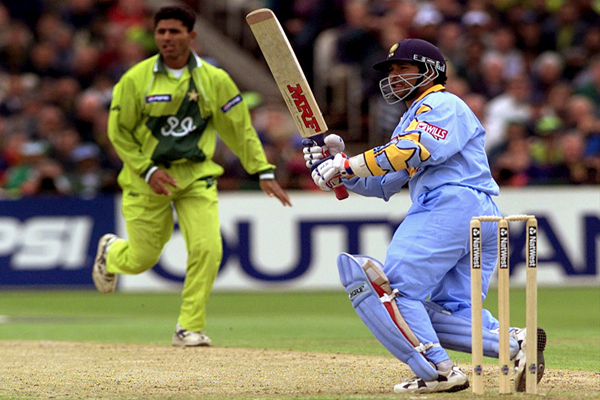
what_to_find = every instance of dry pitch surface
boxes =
[1,341,598,399]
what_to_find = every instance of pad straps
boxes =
[364,260,440,354]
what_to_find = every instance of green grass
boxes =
[0,286,598,373]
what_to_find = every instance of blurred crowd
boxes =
[0,0,598,199]
[269,0,600,186]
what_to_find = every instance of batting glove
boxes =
[311,153,353,191]
[302,134,345,168]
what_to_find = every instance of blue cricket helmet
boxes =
[373,38,446,78]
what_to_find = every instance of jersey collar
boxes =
[153,51,203,74]
[414,84,446,103]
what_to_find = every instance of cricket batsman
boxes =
[304,38,546,393]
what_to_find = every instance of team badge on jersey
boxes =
[146,95,172,103]
[417,121,447,140]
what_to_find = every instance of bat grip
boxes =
[305,135,349,200]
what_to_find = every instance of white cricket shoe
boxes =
[92,233,118,293]
[512,327,547,392]
[172,323,212,347]
[394,366,470,394]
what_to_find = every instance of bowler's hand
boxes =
[260,179,292,207]
[148,169,178,196]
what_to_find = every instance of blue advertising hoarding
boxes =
[0,196,115,286]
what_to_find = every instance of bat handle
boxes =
[327,151,350,200]
[303,136,349,201]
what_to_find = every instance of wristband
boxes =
[259,171,275,180]
[144,166,159,183]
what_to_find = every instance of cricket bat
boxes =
[246,8,349,200]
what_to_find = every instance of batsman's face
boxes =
[379,61,433,104]
[155,19,197,68]
[388,62,421,89]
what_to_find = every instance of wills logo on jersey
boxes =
[417,121,448,140]
[287,84,322,132]
[146,95,172,103]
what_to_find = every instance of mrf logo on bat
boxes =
[287,83,322,133]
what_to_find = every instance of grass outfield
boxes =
[0,286,598,372]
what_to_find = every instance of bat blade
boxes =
[246,8,327,138]
[246,8,348,200]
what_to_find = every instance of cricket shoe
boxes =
[172,323,212,347]
[393,366,470,394]
[92,233,118,293]
[512,327,547,392]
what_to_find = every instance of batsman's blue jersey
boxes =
[345,84,499,200]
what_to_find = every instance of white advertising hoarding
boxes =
[118,187,600,291]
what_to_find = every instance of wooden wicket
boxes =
[470,218,484,395]
[498,218,510,394]
[470,215,538,395]
[525,218,538,394]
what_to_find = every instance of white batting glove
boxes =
[311,153,353,191]
[303,134,345,168]
[303,142,326,168]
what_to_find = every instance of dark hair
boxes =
[154,5,197,32]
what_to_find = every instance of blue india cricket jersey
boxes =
[346,85,499,201]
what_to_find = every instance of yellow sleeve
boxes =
[209,71,274,175]
[360,133,431,176]
[107,76,154,178]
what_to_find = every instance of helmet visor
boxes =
[378,63,439,104]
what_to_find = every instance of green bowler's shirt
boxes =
[108,51,274,191]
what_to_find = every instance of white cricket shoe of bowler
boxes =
[172,323,212,347]
[92,233,118,294]
[394,366,470,394]
[512,327,547,392]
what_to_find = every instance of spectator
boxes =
[0,73,33,117]
[529,115,564,175]
[483,74,533,152]
[514,11,544,69]
[575,55,600,107]
[461,10,492,42]
[470,51,507,100]
[564,95,600,157]
[25,41,66,79]
[0,130,27,186]
[539,82,574,122]
[486,26,525,80]
[65,142,105,197]
[0,21,33,73]
[549,131,599,184]
[540,2,588,53]
[47,20,76,76]
[2,0,45,32]
[411,5,443,44]
[0,4,11,47]
[490,126,542,187]
[530,51,565,104]
[271,0,345,86]
[436,21,466,72]
[106,0,149,29]
[463,92,487,125]
[455,39,485,84]
[33,104,68,144]
[60,0,98,33]
[3,139,69,196]
[51,126,82,171]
